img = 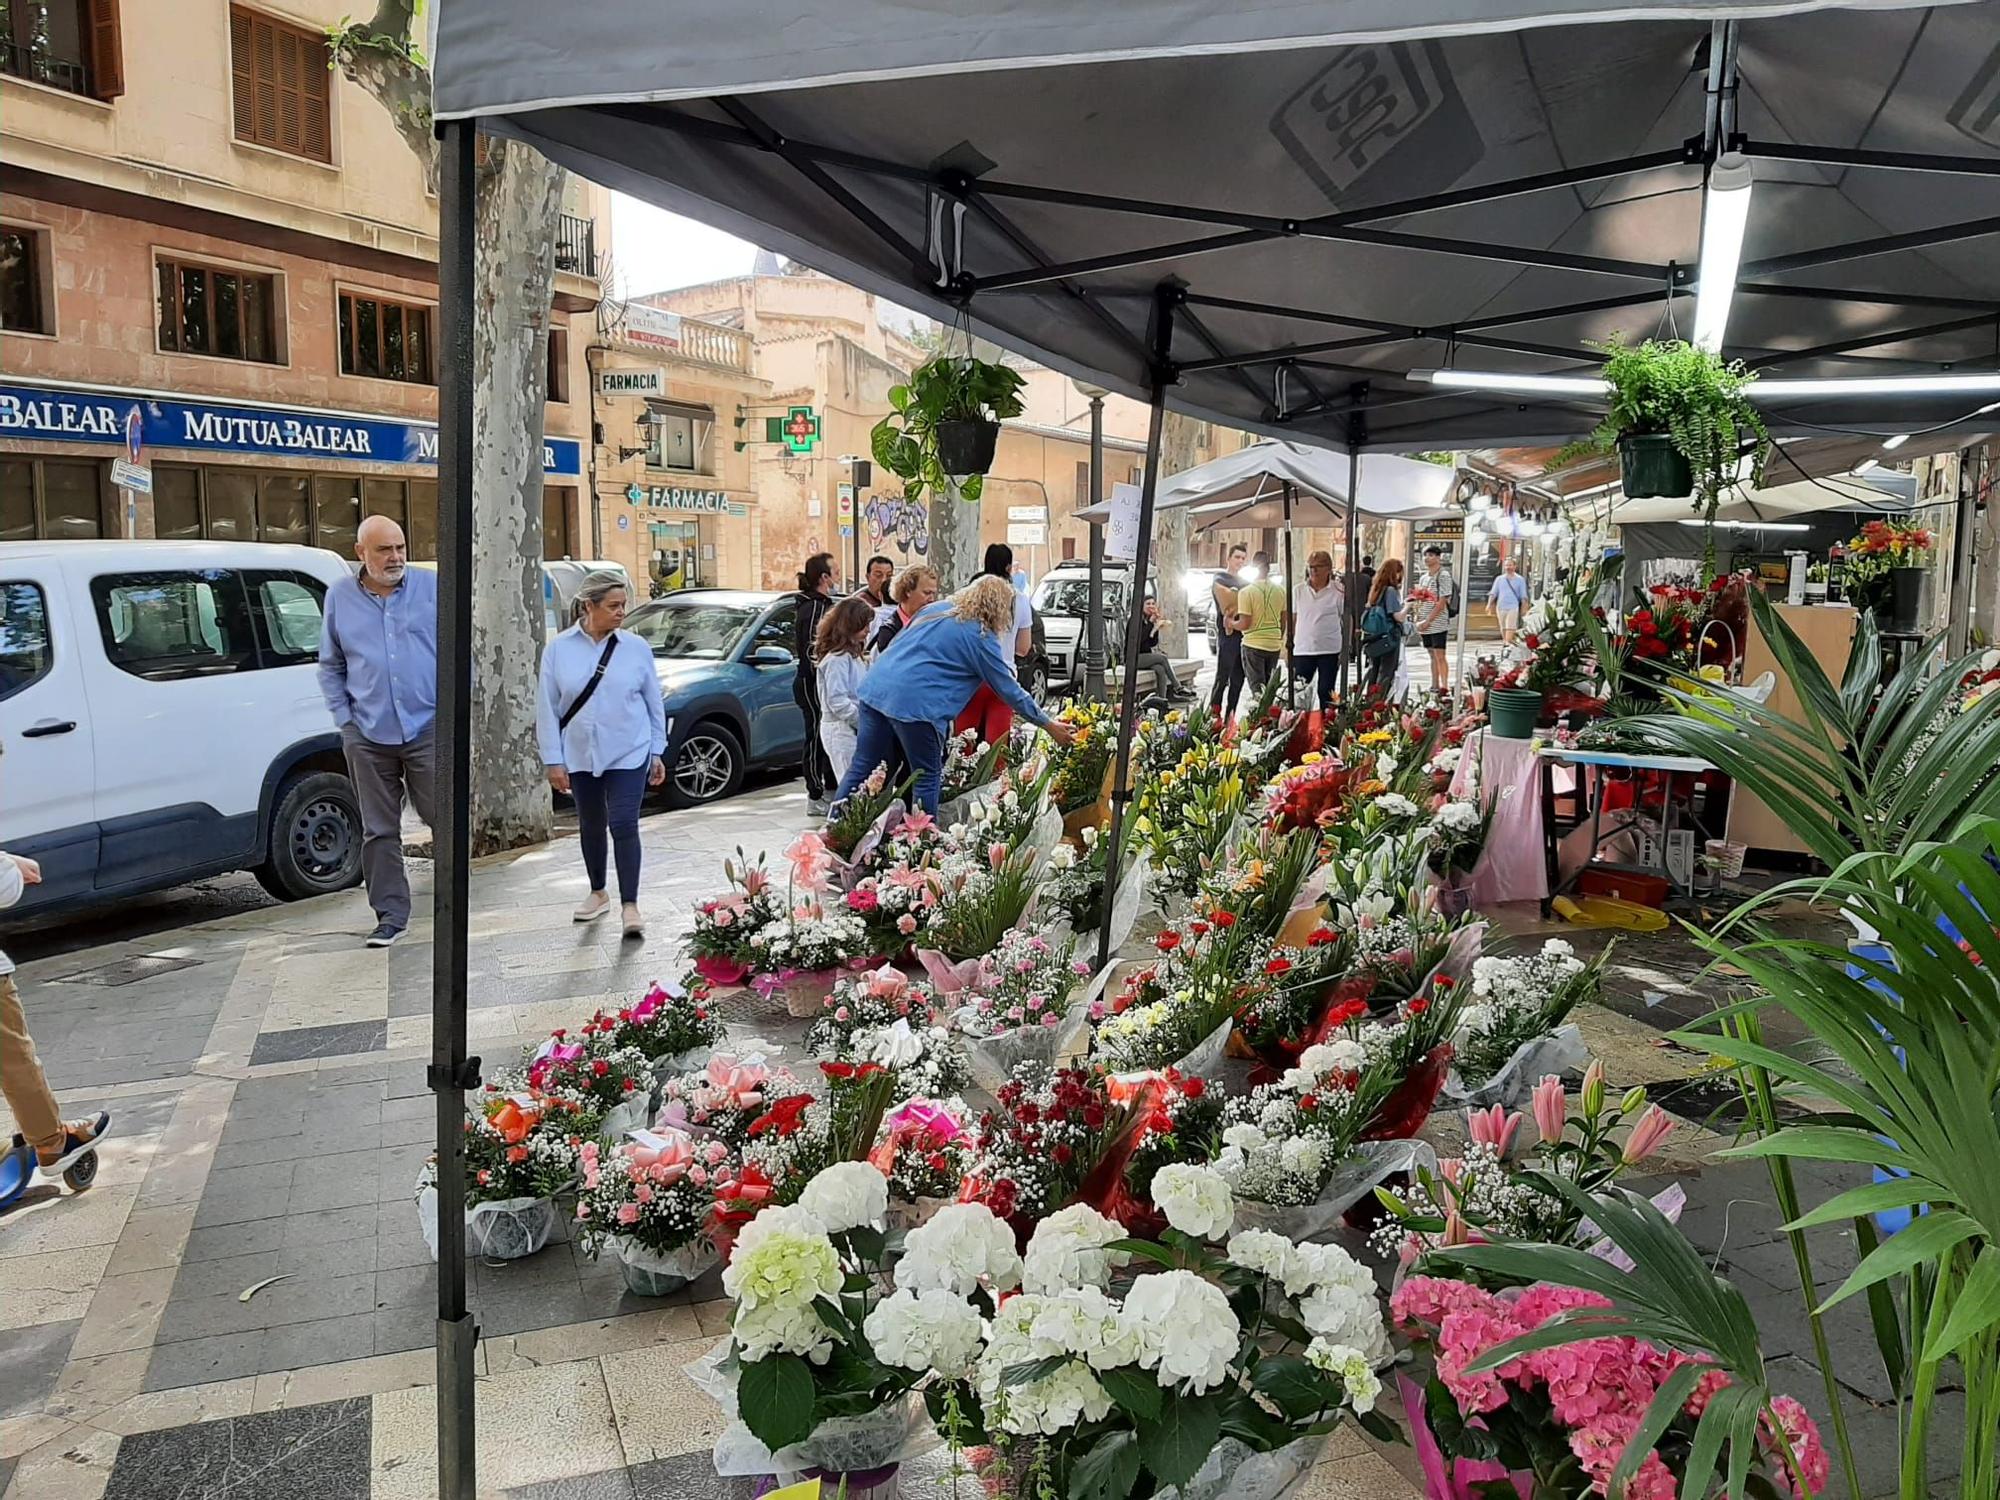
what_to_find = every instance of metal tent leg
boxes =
[1096,285,1177,973]
[1341,449,1360,697]
[432,115,480,1500]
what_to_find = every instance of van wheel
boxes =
[666,722,744,808]
[255,772,364,901]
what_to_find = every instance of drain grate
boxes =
[53,953,204,988]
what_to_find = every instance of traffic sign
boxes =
[1006,504,1046,522]
[836,484,855,521]
[124,405,144,463]
[111,459,153,494]
[1006,521,1046,546]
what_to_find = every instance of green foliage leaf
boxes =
[1069,1429,1141,1500]
[737,1351,815,1455]
[1250,1355,1339,1420]
[1931,1244,2000,1359]
[1097,1364,1164,1421]
[1851,1216,1907,1398]
[1137,1391,1223,1490]
[1820,1210,1982,1315]
[1002,1354,1073,1387]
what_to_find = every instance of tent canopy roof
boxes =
[435,0,2000,452]
[1073,439,1462,528]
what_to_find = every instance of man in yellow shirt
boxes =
[1232,551,1288,700]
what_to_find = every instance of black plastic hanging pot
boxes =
[1879,565,1925,633]
[1617,432,1694,500]
[934,418,1000,477]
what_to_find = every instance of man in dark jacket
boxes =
[794,553,836,812]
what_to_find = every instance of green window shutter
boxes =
[765,416,784,443]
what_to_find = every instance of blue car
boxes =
[624,589,807,806]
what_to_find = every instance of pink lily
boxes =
[1466,1104,1521,1157]
[1532,1074,1567,1145]
[1621,1104,1675,1164]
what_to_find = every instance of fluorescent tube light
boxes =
[1692,153,1754,354]
[1676,518,1810,532]
[1408,370,1611,396]
[1752,374,2000,399]
[1852,459,1880,475]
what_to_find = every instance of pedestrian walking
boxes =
[870,565,940,656]
[1413,545,1457,692]
[952,544,1037,748]
[1358,558,1407,700]
[318,515,437,948]
[833,577,1074,816]
[536,572,666,940]
[1291,549,1345,710]
[793,554,838,814]
[1207,542,1249,717]
[0,750,110,1194]
[860,555,895,611]
[1232,550,1287,697]
[814,595,875,783]
[1489,555,1531,647]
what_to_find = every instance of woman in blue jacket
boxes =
[830,575,1075,815]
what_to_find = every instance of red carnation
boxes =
[1180,1076,1206,1099]
[1212,911,1238,928]
[1155,931,1182,952]
[1264,957,1294,976]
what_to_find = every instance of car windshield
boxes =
[625,600,758,659]
[1034,577,1129,617]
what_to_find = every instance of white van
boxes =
[0,540,364,919]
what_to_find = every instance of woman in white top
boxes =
[535,572,667,938]
[814,594,876,782]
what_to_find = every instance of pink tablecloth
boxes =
[1449,729,1549,905]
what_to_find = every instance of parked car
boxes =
[1032,562,1150,693]
[623,589,806,807]
[0,540,363,919]
[404,558,632,639]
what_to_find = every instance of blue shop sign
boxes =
[0,382,582,477]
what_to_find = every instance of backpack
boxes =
[1360,603,1398,658]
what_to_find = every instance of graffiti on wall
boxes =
[864,494,929,557]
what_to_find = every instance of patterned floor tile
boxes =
[101,1395,371,1500]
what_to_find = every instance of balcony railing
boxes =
[1,41,88,95]
[678,317,753,373]
[554,212,598,279]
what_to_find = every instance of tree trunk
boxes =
[337,4,561,854]
[927,482,979,594]
[1152,413,1205,655]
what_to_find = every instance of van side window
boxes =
[245,571,327,665]
[0,581,53,702]
[90,571,259,681]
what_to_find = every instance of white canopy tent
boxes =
[1074,441,1462,528]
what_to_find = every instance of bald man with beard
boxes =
[318,515,439,946]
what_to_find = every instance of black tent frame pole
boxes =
[432,116,480,1500]
[1281,481,1297,709]
[1096,284,1177,974]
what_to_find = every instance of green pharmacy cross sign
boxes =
[781,405,819,453]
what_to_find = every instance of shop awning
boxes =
[1073,439,1462,529]
[434,0,2000,452]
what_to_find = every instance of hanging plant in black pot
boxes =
[870,353,1027,503]
[1547,338,1768,578]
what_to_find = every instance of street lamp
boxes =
[1073,378,1111,702]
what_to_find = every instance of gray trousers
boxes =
[341,725,436,928]
[1242,645,1281,696]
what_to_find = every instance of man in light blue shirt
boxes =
[318,516,438,947]
[1487,555,1532,647]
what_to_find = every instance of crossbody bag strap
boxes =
[558,634,620,732]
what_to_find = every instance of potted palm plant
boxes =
[1550,339,1768,574]
[870,353,1028,502]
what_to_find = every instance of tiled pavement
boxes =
[0,727,1947,1496]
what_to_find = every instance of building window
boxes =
[1,0,122,100]
[229,5,331,163]
[0,581,55,702]
[0,225,52,335]
[150,464,429,557]
[645,401,712,473]
[546,327,569,403]
[338,291,432,383]
[157,256,279,363]
[543,485,574,559]
[0,457,107,539]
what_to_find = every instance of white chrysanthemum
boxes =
[799,1161,889,1234]
[1306,1338,1383,1412]
[1121,1270,1239,1392]
[1375,793,1419,818]
[1283,1039,1364,1090]
[1028,1284,1138,1371]
[732,1299,834,1363]
[1278,1134,1325,1179]
[1435,799,1483,833]
[894,1202,1023,1297]
[1150,1163,1234,1240]
[1023,1204,1130,1294]
[863,1288,985,1376]
[722,1205,841,1311]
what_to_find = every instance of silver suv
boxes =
[1031,563,1152,693]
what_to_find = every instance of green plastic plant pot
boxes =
[1618,432,1694,499]
[934,417,1000,477]
[1487,687,1544,740]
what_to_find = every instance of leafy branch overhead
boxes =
[871,355,1028,504]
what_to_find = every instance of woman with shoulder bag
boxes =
[1358,558,1407,701]
[536,572,666,939]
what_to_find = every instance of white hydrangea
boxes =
[1023,1204,1131,1294]
[1150,1163,1234,1240]
[1305,1338,1382,1413]
[798,1161,889,1234]
[1292,1242,1389,1363]
[976,1293,1116,1435]
[722,1205,841,1312]
[1226,1228,1317,1295]
[894,1202,1023,1297]
[863,1288,985,1376]
[1028,1284,1138,1371]
[732,1299,834,1364]
[1121,1270,1240,1392]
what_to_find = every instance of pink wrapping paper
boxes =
[1398,1372,1532,1500]
[1448,730,1548,906]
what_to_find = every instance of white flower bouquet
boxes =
[1446,937,1609,1105]
[805,966,970,1104]
[950,929,1097,1095]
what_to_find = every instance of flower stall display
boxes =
[823,762,914,864]
[1424,795,1493,914]
[1044,699,1119,831]
[508,1034,654,1142]
[1230,924,1355,1065]
[575,978,725,1078]
[1445,939,1609,1107]
[574,1129,730,1295]
[930,1167,1397,1500]
[936,727,1007,822]
[1490,555,1620,736]
[962,1062,1146,1230]
[950,928,1097,1094]
[1841,517,1935,631]
[1391,1276,1825,1500]
[1134,737,1252,903]
[805,965,970,1104]
[1040,819,1152,957]
[688,851,780,987]
[871,1096,975,1229]
[418,1088,595,1261]
[743,896,878,1017]
[1120,1070,1228,1204]
[659,1055,804,1148]
[920,841,1044,963]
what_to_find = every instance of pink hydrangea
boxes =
[1569,1410,1676,1500]
[1761,1396,1831,1497]
[1434,1305,1526,1414]
[1390,1274,1500,1335]
[1507,1283,1612,1329]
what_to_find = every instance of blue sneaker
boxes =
[37,1112,109,1178]
[366,922,404,948]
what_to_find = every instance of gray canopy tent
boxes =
[425,2,2000,1489]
